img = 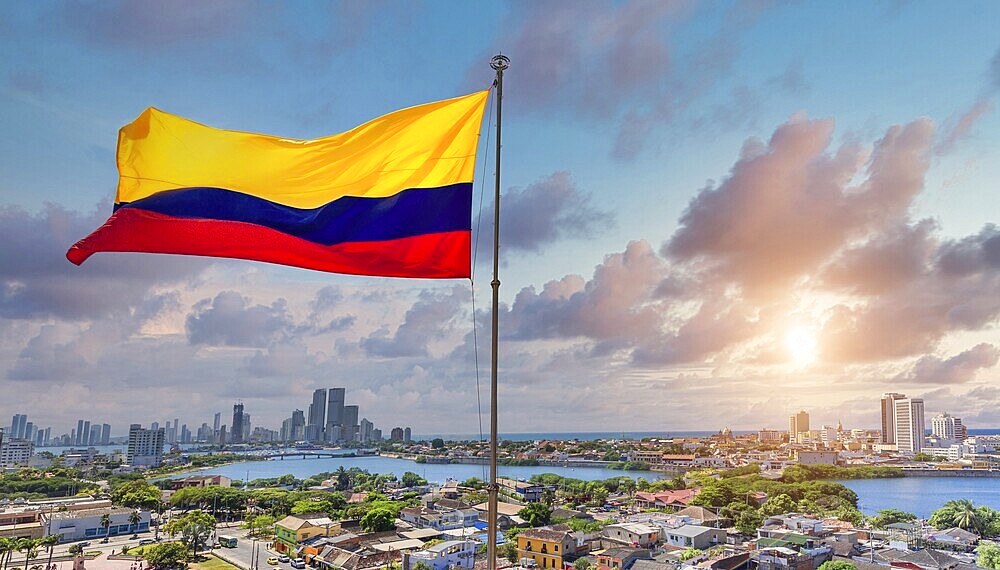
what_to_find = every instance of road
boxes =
[212,527,284,570]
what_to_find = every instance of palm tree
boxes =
[950,500,981,533]
[0,537,13,570]
[40,536,59,570]
[100,513,112,542]
[18,538,40,570]
[129,511,142,535]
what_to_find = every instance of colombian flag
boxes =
[67,91,490,278]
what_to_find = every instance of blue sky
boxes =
[2,1,999,437]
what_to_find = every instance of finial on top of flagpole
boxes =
[490,54,510,72]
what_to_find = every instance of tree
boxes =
[930,500,988,535]
[869,509,917,530]
[460,478,485,490]
[573,558,593,570]
[679,548,703,562]
[129,511,142,533]
[518,503,552,528]
[760,494,798,517]
[143,542,190,569]
[1,538,15,570]
[500,542,518,564]
[360,507,396,533]
[111,480,163,510]
[978,541,1000,570]
[17,539,39,570]
[401,472,427,488]
[100,514,112,541]
[243,514,277,539]
[164,510,216,555]
[818,561,857,570]
[431,439,445,449]
[39,536,58,570]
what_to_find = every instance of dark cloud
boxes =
[476,171,614,255]
[186,291,294,348]
[0,202,209,320]
[360,286,470,358]
[937,224,1000,276]
[898,344,1000,384]
[7,324,88,381]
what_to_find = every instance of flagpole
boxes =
[487,52,509,570]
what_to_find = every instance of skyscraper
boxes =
[10,415,27,439]
[343,405,359,441]
[76,420,85,445]
[82,421,91,445]
[326,388,345,441]
[89,424,101,446]
[360,418,374,444]
[213,413,221,432]
[308,389,327,442]
[232,403,245,444]
[894,397,925,455]
[788,410,809,441]
[101,424,112,446]
[880,393,906,444]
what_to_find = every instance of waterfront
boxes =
[161,454,669,483]
[839,476,1000,518]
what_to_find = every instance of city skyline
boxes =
[1,3,999,432]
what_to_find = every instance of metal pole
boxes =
[487,52,509,570]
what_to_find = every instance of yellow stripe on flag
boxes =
[116,90,490,209]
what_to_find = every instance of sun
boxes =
[785,325,818,365]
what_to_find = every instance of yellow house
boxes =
[516,527,575,569]
[273,514,339,554]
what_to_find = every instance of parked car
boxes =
[267,558,279,565]
[139,539,156,546]
[291,559,306,569]
[278,556,290,563]
[78,542,91,547]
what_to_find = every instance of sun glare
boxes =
[785,326,818,365]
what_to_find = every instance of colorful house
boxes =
[273,514,338,554]
[516,526,576,569]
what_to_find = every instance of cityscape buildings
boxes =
[787,410,809,443]
[880,392,906,444]
[931,412,965,443]
[232,403,245,445]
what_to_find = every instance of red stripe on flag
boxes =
[66,208,471,279]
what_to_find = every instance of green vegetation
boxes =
[0,468,99,500]
[780,464,903,482]
[678,548,703,562]
[868,509,917,529]
[143,542,190,569]
[573,558,593,570]
[360,507,396,532]
[164,510,217,555]
[929,500,1000,536]
[978,541,1000,570]
[690,469,862,535]
[608,461,651,471]
[526,474,635,508]
[818,561,857,570]
[519,503,552,527]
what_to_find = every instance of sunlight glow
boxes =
[785,326,818,365]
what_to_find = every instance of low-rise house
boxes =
[274,514,339,554]
[673,507,730,529]
[596,547,651,570]
[603,523,660,547]
[400,506,480,531]
[923,527,979,552]
[314,545,400,570]
[498,478,544,503]
[662,525,726,550]
[517,526,576,569]
[168,475,232,490]
[633,489,700,511]
[403,540,477,570]
[759,515,825,537]
[43,507,150,542]
[753,547,814,570]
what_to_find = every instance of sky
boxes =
[2,1,1000,438]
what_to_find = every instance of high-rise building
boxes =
[372,428,382,442]
[291,410,306,441]
[403,427,412,443]
[213,413,222,433]
[76,420,85,445]
[89,424,101,446]
[880,393,906,444]
[101,424,112,446]
[126,424,165,467]
[788,410,809,441]
[231,403,245,444]
[390,427,404,442]
[82,421,91,445]
[16,415,27,440]
[326,388,345,440]
[343,405,359,441]
[308,389,328,442]
[931,413,965,442]
[893,398,925,455]
[360,418,374,444]
[10,415,27,440]
[0,437,34,468]
[43,427,51,446]
[24,422,34,442]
